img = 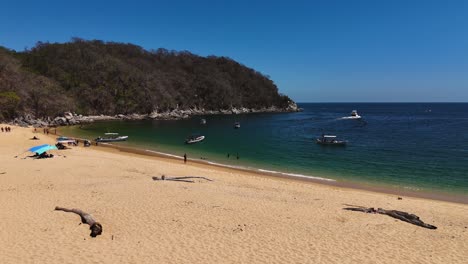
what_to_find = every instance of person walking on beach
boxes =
[184,153,187,164]
[1,127,3,132]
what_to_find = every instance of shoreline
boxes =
[65,134,468,205]
[8,104,301,128]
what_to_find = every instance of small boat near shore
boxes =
[200,118,207,125]
[316,135,347,146]
[185,134,205,144]
[341,110,361,120]
[95,133,129,142]
[57,136,71,141]
[234,122,240,129]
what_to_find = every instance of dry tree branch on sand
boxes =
[343,206,437,229]
[55,206,103,237]
[152,175,213,183]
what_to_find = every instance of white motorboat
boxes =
[185,135,205,144]
[95,133,129,142]
[316,135,347,146]
[234,122,240,129]
[341,110,361,120]
[200,118,207,125]
[57,139,77,144]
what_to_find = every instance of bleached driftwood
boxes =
[343,206,437,229]
[152,175,213,183]
[55,206,103,237]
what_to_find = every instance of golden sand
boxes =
[0,125,467,263]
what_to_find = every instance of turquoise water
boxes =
[60,103,468,196]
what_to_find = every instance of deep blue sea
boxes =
[60,103,468,196]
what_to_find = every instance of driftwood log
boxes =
[55,206,103,237]
[343,206,437,229]
[152,175,213,183]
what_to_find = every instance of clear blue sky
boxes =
[1,0,467,102]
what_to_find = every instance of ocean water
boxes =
[60,103,468,195]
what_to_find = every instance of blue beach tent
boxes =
[28,144,49,153]
[28,144,58,154]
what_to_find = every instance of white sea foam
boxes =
[205,161,241,169]
[145,149,183,159]
[403,186,421,191]
[142,149,336,182]
[257,169,278,174]
[258,169,336,182]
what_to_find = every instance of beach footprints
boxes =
[233,224,248,233]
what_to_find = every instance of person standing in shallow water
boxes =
[184,153,187,164]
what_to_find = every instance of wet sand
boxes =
[83,140,468,205]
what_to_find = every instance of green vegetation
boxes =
[0,39,295,120]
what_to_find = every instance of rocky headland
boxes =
[10,102,301,127]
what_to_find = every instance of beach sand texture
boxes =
[1,125,467,263]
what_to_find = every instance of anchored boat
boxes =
[95,133,129,142]
[185,134,205,144]
[316,135,347,146]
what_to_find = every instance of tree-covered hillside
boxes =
[0,39,295,120]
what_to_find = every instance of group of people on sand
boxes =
[30,152,54,159]
[34,127,57,135]
[1,126,11,132]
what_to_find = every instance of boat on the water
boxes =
[341,110,361,120]
[316,135,347,146]
[234,122,240,129]
[200,118,207,125]
[95,133,129,142]
[185,134,205,144]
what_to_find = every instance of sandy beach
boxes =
[1,125,467,264]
